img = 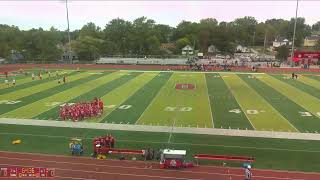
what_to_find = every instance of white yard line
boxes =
[220,73,257,130]
[135,73,173,125]
[97,72,158,123]
[204,74,214,128]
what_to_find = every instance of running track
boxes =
[0,151,319,180]
[2,64,320,74]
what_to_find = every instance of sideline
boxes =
[1,118,320,141]
[119,70,265,74]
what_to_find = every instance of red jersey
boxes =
[99,100,104,110]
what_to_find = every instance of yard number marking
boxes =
[0,100,21,105]
[45,102,62,107]
[246,110,259,115]
[229,109,241,114]
[299,111,313,117]
[229,109,265,115]
[180,107,192,112]
[105,105,116,109]
[164,106,192,112]
[105,104,132,110]
[60,103,75,106]
[118,105,132,110]
[299,111,320,117]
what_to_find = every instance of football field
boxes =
[1,69,320,133]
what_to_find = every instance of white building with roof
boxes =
[181,45,194,55]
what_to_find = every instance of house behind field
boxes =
[272,37,292,48]
[304,35,320,47]
[181,45,194,55]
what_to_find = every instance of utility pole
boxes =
[65,0,72,64]
[290,0,299,66]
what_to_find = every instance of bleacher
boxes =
[96,57,188,65]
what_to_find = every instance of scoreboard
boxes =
[0,167,54,178]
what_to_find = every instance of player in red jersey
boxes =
[60,107,65,120]
[98,99,104,112]
[59,98,105,121]
[110,136,115,148]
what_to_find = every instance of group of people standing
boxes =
[31,70,67,84]
[3,71,15,86]
[59,97,104,121]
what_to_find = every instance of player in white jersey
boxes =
[244,165,252,180]
[32,73,35,80]
[5,79,9,86]
[12,79,16,86]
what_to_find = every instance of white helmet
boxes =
[247,165,251,169]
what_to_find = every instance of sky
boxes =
[0,1,320,31]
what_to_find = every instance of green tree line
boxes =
[0,16,319,62]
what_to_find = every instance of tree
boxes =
[265,19,289,39]
[231,16,258,46]
[209,22,236,54]
[312,21,320,32]
[153,24,173,43]
[145,35,160,55]
[175,37,191,53]
[18,28,62,63]
[0,16,318,59]
[287,17,312,47]
[172,21,198,47]
[197,18,218,53]
[104,18,132,55]
[72,36,103,61]
[275,45,289,62]
[79,22,102,39]
[130,17,157,55]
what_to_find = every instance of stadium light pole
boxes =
[290,0,299,66]
[65,0,72,64]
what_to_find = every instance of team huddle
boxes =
[59,97,104,121]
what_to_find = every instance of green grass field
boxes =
[1,124,320,172]
[2,69,320,172]
[1,69,320,133]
